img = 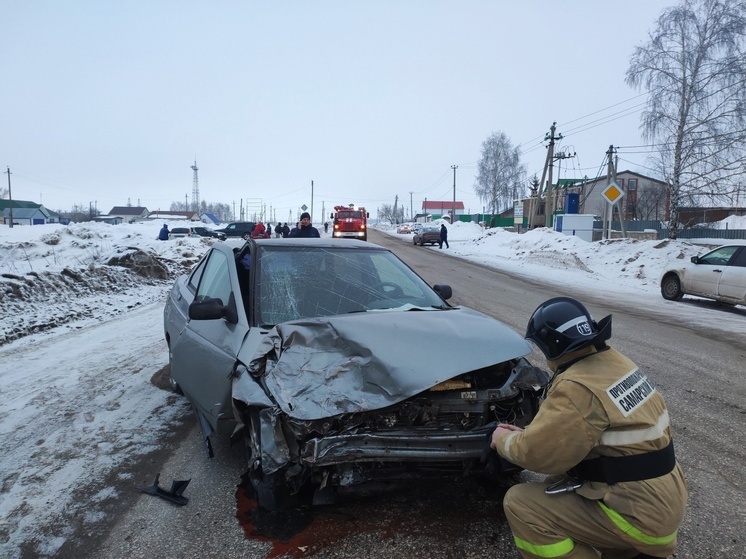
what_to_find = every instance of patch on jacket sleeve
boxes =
[606,368,657,417]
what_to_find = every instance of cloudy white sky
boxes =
[3,1,674,221]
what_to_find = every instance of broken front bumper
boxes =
[299,427,495,466]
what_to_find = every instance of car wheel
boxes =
[169,371,183,395]
[166,344,184,394]
[249,470,306,512]
[166,351,183,395]
[419,239,424,246]
[661,274,684,301]
[243,233,251,240]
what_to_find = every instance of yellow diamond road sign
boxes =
[602,181,625,204]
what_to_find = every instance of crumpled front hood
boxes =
[246,308,532,420]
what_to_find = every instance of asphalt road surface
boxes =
[68,229,745,559]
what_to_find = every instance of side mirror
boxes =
[433,284,452,301]
[188,295,239,324]
[691,255,700,264]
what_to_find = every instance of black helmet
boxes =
[525,297,611,360]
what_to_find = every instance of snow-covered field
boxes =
[1,217,745,557]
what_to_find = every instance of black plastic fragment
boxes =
[138,473,191,506]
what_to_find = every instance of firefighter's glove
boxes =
[482,427,520,475]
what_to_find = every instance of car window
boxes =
[255,249,306,325]
[729,248,746,268]
[366,252,422,298]
[699,246,740,266]
[255,246,446,326]
[195,250,232,306]
[187,253,209,292]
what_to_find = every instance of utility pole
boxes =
[409,191,413,221]
[605,145,627,239]
[451,165,458,224]
[553,148,576,214]
[543,123,563,227]
[5,167,12,228]
[528,124,557,229]
[310,180,314,221]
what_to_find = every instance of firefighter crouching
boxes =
[491,297,687,559]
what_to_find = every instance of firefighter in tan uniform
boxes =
[491,297,687,559]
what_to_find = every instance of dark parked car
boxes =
[413,225,441,246]
[163,238,549,510]
[660,244,746,306]
[215,222,255,239]
[191,226,226,240]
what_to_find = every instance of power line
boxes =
[516,92,651,150]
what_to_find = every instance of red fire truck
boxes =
[330,204,369,241]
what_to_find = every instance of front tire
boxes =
[250,469,311,511]
[661,274,683,301]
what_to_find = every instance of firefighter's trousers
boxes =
[503,483,672,559]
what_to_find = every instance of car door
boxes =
[717,246,746,303]
[169,247,249,433]
[686,246,739,298]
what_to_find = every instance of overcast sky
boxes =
[2,1,674,221]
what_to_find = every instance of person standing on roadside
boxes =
[289,212,320,238]
[439,223,449,249]
[158,224,170,241]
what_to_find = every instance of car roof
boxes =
[248,238,380,250]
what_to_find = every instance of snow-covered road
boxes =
[0,300,189,558]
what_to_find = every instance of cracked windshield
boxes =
[255,246,446,326]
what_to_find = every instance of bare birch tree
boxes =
[626,0,746,238]
[474,131,526,216]
[379,203,396,224]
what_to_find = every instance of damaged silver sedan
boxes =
[163,238,550,510]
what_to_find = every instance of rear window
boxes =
[171,228,189,234]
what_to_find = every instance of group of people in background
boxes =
[253,212,321,239]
